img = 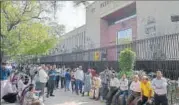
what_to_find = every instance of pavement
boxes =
[44,89,104,105]
[1,88,104,105]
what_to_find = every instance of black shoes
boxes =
[50,94,55,97]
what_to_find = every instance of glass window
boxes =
[117,28,132,45]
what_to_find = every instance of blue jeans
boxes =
[114,90,128,105]
[75,79,83,94]
[65,80,70,90]
[120,90,128,105]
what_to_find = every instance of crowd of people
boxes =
[0,62,171,105]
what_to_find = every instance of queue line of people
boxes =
[38,65,168,105]
[0,62,170,105]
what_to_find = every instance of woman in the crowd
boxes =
[65,69,71,91]
[106,73,119,105]
[83,71,92,96]
[92,74,101,100]
[23,84,40,105]
[127,75,141,105]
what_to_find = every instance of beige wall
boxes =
[86,2,101,49]
[99,1,135,18]
[136,1,179,39]
[53,25,86,54]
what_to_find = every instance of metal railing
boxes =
[36,33,179,79]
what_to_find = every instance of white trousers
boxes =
[1,80,14,99]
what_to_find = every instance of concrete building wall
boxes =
[53,25,86,54]
[85,2,101,49]
[136,1,179,39]
[86,1,135,49]
[99,1,135,18]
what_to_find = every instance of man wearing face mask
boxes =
[152,71,168,105]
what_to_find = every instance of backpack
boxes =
[3,93,18,103]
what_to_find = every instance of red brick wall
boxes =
[100,17,137,61]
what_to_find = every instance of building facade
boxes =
[50,1,179,61]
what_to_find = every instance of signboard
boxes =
[94,51,100,61]
[117,28,132,44]
[171,15,179,22]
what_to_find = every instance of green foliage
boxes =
[118,48,136,78]
[1,1,56,56]
[1,1,58,60]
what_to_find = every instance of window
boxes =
[116,28,132,45]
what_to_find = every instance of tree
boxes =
[48,22,65,38]
[118,48,136,78]
[0,1,59,60]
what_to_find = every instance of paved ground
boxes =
[44,89,104,105]
[1,88,104,105]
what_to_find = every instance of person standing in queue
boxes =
[60,65,66,89]
[37,65,48,101]
[65,69,71,91]
[55,66,61,89]
[46,65,56,98]
[71,68,76,93]
[152,71,168,105]
[74,66,84,95]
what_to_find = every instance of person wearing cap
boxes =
[152,71,168,105]
[139,76,153,105]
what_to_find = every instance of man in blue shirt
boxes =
[0,62,10,80]
[65,69,71,91]
[46,65,56,98]
[1,62,10,99]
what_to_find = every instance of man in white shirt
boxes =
[106,73,119,105]
[152,71,168,105]
[55,66,61,89]
[74,66,84,95]
[60,65,66,89]
[37,65,49,100]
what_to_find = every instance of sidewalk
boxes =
[44,89,104,105]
